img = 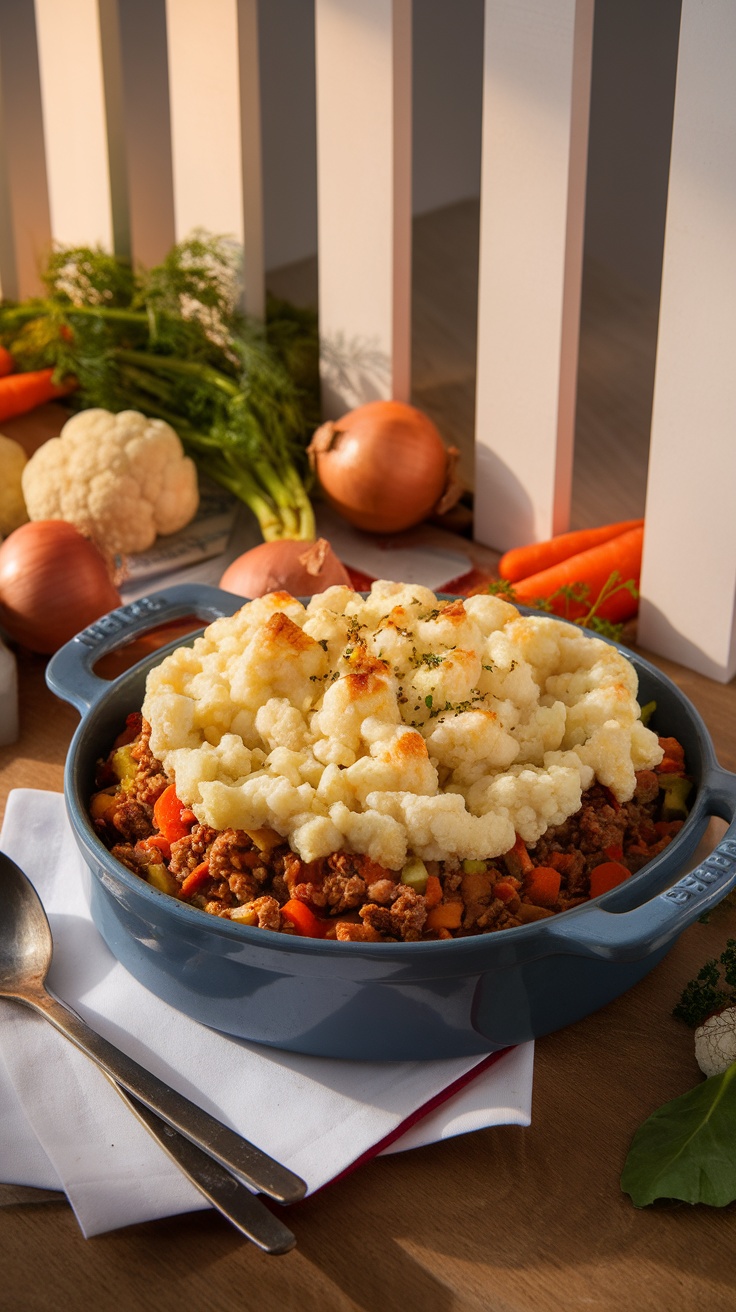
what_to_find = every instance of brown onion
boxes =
[219,537,351,599]
[0,520,122,654]
[307,399,462,533]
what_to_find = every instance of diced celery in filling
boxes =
[401,857,429,894]
[639,700,657,727]
[659,774,692,821]
[461,859,487,875]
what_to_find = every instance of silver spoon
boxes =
[0,851,304,1252]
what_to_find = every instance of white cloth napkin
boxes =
[0,789,533,1237]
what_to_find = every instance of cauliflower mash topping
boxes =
[142,582,663,870]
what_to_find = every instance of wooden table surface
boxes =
[2,409,736,1306]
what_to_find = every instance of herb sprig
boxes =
[486,571,638,641]
[0,233,320,541]
[673,939,736,1028]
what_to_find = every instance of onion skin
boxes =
[0,520,122,654]
[307,400,461,533]
[219,537,351,599]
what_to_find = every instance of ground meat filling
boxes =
[108,798,154,844]
[361,886,428,942]
[169,824,217,878]
[90,715,691,942]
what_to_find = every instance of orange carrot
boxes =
[281,898,326,938]
[655,737,686,774]
[426,902,464,931]
[0,367,76,422]
[0,346,14,377]
[152,783,196,844]
[493,880,520,904]
[654,820,684,839]
[510,525,644,624]
[499,518,643,583]
[589,861,631,898]
[141,834,172,861]
[524,867,561,907]
[424,874,443,907]
[503,833,534,879]
[180,860,211,898]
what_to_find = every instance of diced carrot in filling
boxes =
[153,784,196,844]
[524,867,561,908]
[180,860,211,898]
[656,737,687,773]
[589,861,630,898]
[141,833,171,858]
[654,820,684,838]
[92,717,691,943]
[493,880,521,904]
[504,834,534,878]
[281,899,327,938]
[424,874,443,907]
[426,902,464,931]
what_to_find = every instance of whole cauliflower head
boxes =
[21,408,199,555]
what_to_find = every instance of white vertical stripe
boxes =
[0,0,50,299]
[34,0,113,251]
[473,0,593,550]
[315,0,412,417]
[638,0,736,682]
[166,0,264,318]
[101,0,175,269]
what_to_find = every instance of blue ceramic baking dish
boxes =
[46,582,736,1060]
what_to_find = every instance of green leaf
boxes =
[621,1063,736,1207]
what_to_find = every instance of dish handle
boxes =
[45,583,240,716]
[545,765,736,961]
